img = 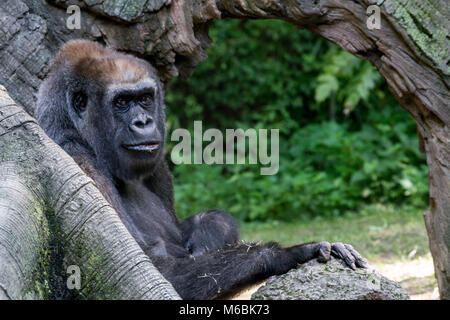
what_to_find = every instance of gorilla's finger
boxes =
[331,242,356,270]
[344,244,368,268]
[316,241,331,263]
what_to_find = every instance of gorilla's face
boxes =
[69,60,167,181]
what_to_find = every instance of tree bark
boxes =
[0,0,448,299]
[0,85,180,299]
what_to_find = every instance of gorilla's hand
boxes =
[181,210,240,257]
[184,236,211,257]
[316,241,367,269]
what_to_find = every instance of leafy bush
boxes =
[166,19,428,221]
[172,108,428,221]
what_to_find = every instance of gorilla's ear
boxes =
[71,91,88,114]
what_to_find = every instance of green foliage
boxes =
[166,19,428,222]
[314,48,381,113]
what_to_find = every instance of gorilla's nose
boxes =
[130,114,155,136]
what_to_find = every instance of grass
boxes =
[239,204,438,299]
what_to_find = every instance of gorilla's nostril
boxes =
[131,115,153,131]
[134,120,146,128]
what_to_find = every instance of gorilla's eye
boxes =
[72,91,87,112]
[115,96,129,110]
[138,93,153,105]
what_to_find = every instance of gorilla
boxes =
[35,40,366,299]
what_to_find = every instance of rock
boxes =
[251,258,410,300]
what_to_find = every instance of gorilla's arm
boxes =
[71,154,121,209]
[156,241,366,300]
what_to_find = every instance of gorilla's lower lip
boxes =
[123,143,160,152]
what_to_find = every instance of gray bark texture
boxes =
[252,259,410,300]
[0,85,180,299]
[0,0,448,299]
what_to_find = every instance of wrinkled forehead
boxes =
[107,77,158,96]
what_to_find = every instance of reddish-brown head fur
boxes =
[54,39,147,85]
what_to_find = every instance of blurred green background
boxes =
[165,19,429,222]
[164,19,435,299]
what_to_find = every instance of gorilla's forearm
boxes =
[156,242,322,300]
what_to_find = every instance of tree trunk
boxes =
[0,85,180,299]
[0,0,448,299]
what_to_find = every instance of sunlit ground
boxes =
[236,204,438,300]
[373,255,437,299]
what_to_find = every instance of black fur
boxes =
[35,40,367,300]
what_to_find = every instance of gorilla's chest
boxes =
[118,182,183,255]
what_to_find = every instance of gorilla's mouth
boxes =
[123,142,160,152]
